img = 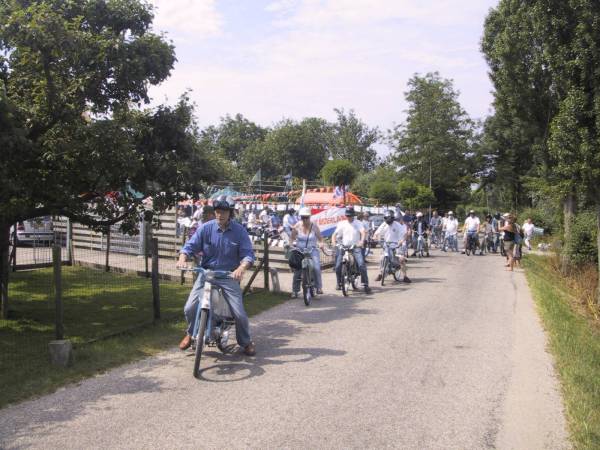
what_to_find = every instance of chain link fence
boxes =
[2,209,325,377]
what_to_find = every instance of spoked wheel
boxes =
[193,309,209,379]
[393,267,403,281]
[465,243,471,256]
[341,263,349,297]
[380,258,388,286]
[302,267,313,306]
[351,274,359,290]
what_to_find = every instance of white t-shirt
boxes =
[522,222,535,237]
[283,213,298,228]
[375,221,407,243]
[464,216,480,233]
[247,212,257,226]
[445,218,459,235]
[334,219,364,247]
[258,210,268,223]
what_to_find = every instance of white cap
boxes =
[448,211,454,215]
[299,207,311,217]
[416,212,423,218]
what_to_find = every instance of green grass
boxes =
[523,255,600,449]
[0,266,287,409]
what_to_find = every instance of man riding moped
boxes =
[374,210,411,283]
[176,195,257,356]
[332,206,371,294]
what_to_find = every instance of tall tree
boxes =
[201,113,267,162]
[240,118,330,181]
[0,0,208,317]
[390,72,474,208]
[480,0,558,211]
[328,108,380,172]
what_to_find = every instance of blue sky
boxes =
[148,0,499,138]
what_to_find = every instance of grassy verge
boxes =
[523,255,600,449]
[1,266,287,409]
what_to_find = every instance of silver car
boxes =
[12,216,54,245]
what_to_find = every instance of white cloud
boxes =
[150,0,223,40]
[149,0,497,145]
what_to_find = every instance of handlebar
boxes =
[179,267,231,279]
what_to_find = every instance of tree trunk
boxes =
[597,203,600,306]
[561,191,576,275]
[0,223,10,319]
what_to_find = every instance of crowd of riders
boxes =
[175,195,537,356]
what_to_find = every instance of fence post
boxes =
[104,227,110,272]
[144,220,150,278]
[151,238,160,321]
[10,224,17,272]
[1,240,8,319]
[53,245,63,340]
[66,217,73,265]
[49,244,73,366]
[263,229,270,291]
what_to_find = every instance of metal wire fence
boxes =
[1,210,326,378]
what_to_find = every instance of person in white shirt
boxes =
[283,208,298,236]
[247,209,257,228]
[332,206,371,294]
[258,207,269,225]
[522,218,535,250]
[442,211,459,252]
[462,209,481,253]
[373,210,411,283]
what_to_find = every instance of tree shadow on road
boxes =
[196,320,346,383]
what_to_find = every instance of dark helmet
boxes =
[384,210,395,224]
[288,208,295,214]
[344,206,356,217]
[213,195,235,211]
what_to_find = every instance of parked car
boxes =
[11,216,54,246]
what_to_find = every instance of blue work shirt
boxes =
[181,219,255,271]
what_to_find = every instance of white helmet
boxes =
[448,211,454,216]
[299,207,311,217]
[416,212,423,218]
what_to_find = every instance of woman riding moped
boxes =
[290,207,325,297]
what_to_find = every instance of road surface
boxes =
[0,249,570,449]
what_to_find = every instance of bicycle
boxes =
[481,232,494,254]
[414,232,426,258]
[379,241,404,286]
[442,232,458,252]
[465,231,478,256]
[430,227,443,249]
[181,267,235,379]
[499,232,506,257]
[338,245,360,297]
[290,246,317,306]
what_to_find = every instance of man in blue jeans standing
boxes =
[176,195,256,356]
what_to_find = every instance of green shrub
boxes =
[565,211,598,266]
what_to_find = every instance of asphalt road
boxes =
[0,248,570,449]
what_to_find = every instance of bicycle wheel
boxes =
[341,263,349,297]
[380,257,388,286]
[393,266,403,281]
[302,267,313,306]
[193,308,209,379]
[351,275,359,290]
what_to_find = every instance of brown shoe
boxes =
[179,335,192,350]
[243,342,256,356]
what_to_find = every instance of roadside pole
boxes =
[151,238,160,321]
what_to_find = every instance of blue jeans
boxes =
[292,249,322,293]
[335,247,369,287]
[183,272,251,347]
